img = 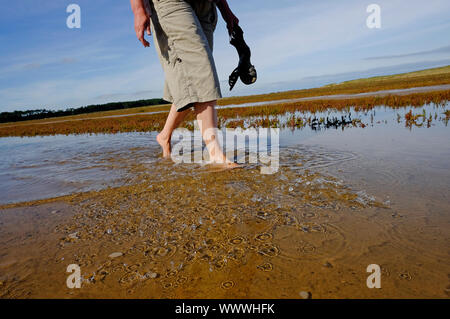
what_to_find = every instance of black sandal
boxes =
[228,25,257,91]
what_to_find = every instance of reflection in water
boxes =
[0,102,449,298]
[0,103,448,205]
[216,84,450,110]
[0,133,161,204]
[222,101,449,131]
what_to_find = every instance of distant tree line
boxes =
[0,98,167,123]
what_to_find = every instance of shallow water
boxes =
[0,102,449,298]
[0,133,161,204]
[217,84,450,110]
[2,85,447,129]
[1,103,448,205]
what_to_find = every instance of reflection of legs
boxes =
[194,100,238,167]
[157,104,190,157]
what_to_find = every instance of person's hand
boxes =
[226,13,239,35]
[134,8,151,47]
[215,0,239,35]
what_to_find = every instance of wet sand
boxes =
[1,155,449,298]
[0,103,449,299]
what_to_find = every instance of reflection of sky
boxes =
[0,132,160,204]
[0,0,450,111]
[282,104,450,171]
[0,103,448,204]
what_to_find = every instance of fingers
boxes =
[136,26,150,47]
[146,22,151,36]
[226,16,240,35]
[140,36,150,47]
[226,22,233,35]
[134,14,151,47]
[137,31,149,47]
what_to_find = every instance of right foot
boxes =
[208,155,241,169]
[156,133,171,158]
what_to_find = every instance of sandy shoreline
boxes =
[1,161,449,298]
[1,90,449,299]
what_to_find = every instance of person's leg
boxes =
[194,100,238,167]
[151,1,233,165]
[157,104,191,157]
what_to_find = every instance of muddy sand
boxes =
[0,102,449,299]
[1,155,449,298]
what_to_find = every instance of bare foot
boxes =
[156,132,171,158]
[222,162,241,169]
[208,162,241,171]
[208,155,241,169]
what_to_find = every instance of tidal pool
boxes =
[0,102,449,298]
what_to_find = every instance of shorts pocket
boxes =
[154,0,185,20]
[167,40,182,67]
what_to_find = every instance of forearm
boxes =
[130,0,151,16]
[214,0,229,12]
[131,0,152,47]
[214,0,234,19]
[213,0,239,33]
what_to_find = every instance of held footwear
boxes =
[229,25,257,91]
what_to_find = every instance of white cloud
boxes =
[0,56,164,111]
[212,0,450,95]
[1,0,450,110]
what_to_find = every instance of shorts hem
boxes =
[163,94,173,104]
[175,94,222,112]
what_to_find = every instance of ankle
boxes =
[157,131,170,141]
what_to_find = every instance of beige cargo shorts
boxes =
[149,0,222,112]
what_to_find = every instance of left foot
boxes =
[156,132,171,158]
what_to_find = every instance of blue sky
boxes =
[0,0,449,112]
